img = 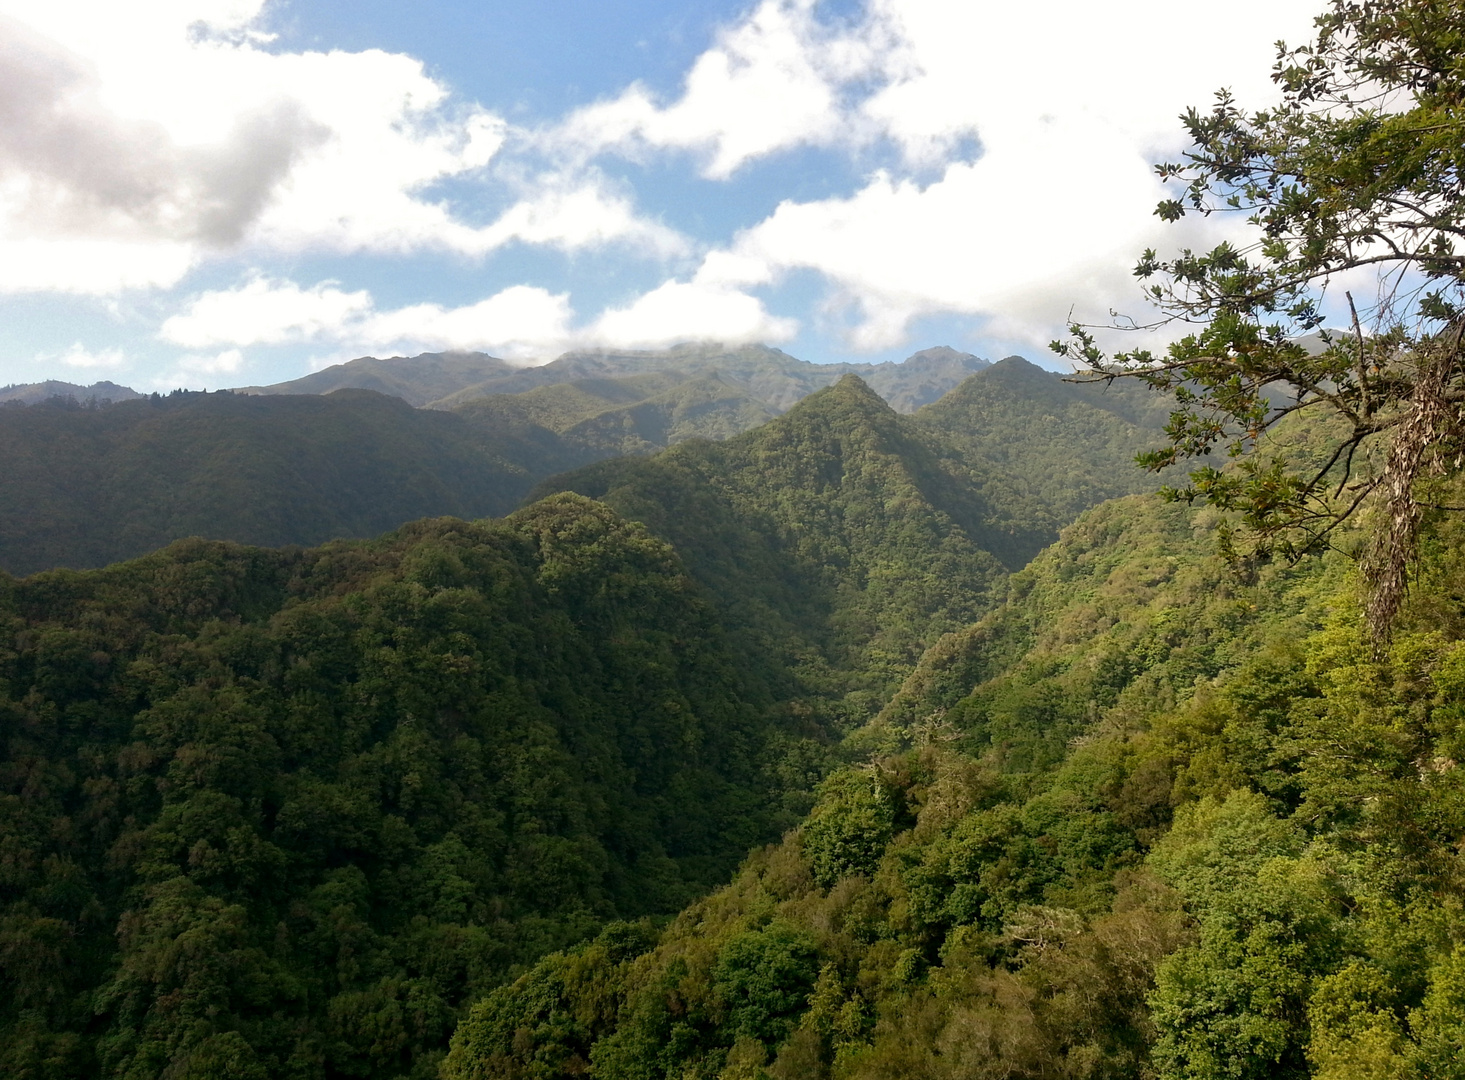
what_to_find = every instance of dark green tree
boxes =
[1053,0,1465,637]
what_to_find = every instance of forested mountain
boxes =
[0,390,553,577]
[8,367,1465,1080]
[0,365,1170,580]
[0,497,813,1080]
[429,343,989,414]
[0,380,142,405]
[236,352,518,406]
[530,369,1182,727]
[534,376,1023,732]
[452,372,779,458]
[241,342,989,415]
[445,490,1465,1080]
[911,357,1173,560]
[9,2,1464,1077]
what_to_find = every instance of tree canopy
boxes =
[1053,0,1465,637]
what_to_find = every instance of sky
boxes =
[0,0,1327,391]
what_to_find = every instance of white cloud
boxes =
[0,0,684,295]
[160,277,373,348]
[151,347,245,391]
[54,342,126,369]
[358,287,574,361]
[182,348,244,376]
[160,276,573,362]
[466,175,689,258]
[668,0,1323,349]
[158,274,792,363]
[550,0,893,179]
[3,0,1340,369]
[697,127,1171,349]
[591,280,797,347]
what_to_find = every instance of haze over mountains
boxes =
[0,345,1168,578]
[235,343,992,414]
[0,380,143,405]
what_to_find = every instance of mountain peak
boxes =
[802,372,899,415]
[0,379,142,405]
[904,345,984,365]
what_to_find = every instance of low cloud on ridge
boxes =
[0,0,1324,383]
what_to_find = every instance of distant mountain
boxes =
[430,342,989,414]
[0,360,1174,592]
[533,375,1015,731]
[235,350,518,406]
[451,371,779,458]
[0,389,556,576]
[857,344,995,411]
[241,341,989,415]
[911,356,1175,563]
[0,379,142,405]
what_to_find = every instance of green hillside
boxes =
[449,372,778,459]
[911,357,1173,562]
[444,374,690,427]
[0,497,803,1080]
[9,368,1465,1080]
[534,376,1015,731]
[445,489,1465,1080]
[0,390,550,576]
[238,352,517,406]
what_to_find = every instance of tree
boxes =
[1052,0,1465,637]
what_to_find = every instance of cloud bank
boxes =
[0,0,1324,381]
[0,0,685,296]
[160,274,795,362]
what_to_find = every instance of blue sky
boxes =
[0,0,1325,390]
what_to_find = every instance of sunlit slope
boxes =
[441,490,1354,1080]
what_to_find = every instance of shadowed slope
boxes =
[0,390,546,575]
[534,375,1012,729]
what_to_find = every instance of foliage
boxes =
[535,376,1015,732]
[452,483,1465,1080]
[453,373,779,460]
[0,356,1159,587]
[801,770,899,889]
[0,495,803,1080]
[1052,0,1465,637]
[912,356,1174,565]
[0,390,559,576]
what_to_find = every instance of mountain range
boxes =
[0,379,143,405]
[0,347,1171,578]
[235,342,991,414]
[7,332,1460,1080]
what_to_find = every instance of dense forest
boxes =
[6,0,1465,1076]
[0,496,818,1079]
[0,357,1164,578]
[446,492,1465,1080]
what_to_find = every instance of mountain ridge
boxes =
[0,379,143,405]
[236,341,991,415]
